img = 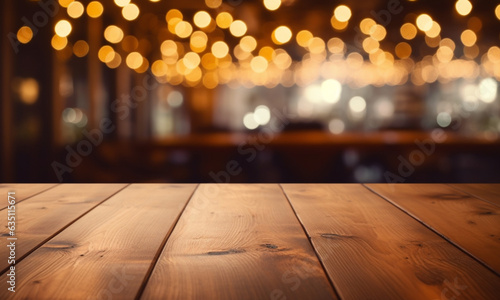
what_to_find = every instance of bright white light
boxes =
[437,112,452,127]
[243,113,259,130]
[374,98,394,118]
[328,119,345,134]
[304,84,322,103]
[321,79,342,104]
[349,96,366,113]
[167,91,183,107]
[477,78,498,103]
[254,105,271,125]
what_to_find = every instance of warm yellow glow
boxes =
[104,25,124,44]
[395,42,412,59]
[203,72,218,89]
[87,1,103,18]
[135,58,149,74]
[211,41,229,58]
[216,12,233,29]
[370,25,386,41]
[205,0,222,9]
[440,38,456,51]
[250,56,268,73]
[296,30,313,47]
[273,49,291,69]
[496,5,500,21]
[175,21,193,38]
[362,37,379,54]
[240,36,257,52]
[455,0,472,16]
[17,26,33,44]
[436,46,454,63]
[126,52,143,69]
[487,46,500,63]
[185,67,202,84]
[98,45,115,63]
[201,53,218,70]
[425,21,441,38]
[327,38,344,54]
[346,52,363,68]
[18,78,39,105]
[114,0,130,7]
[161,40,177,56]
[234,45,250,60]
[73,40,89,57]
[400,23,417,40]
[259,46,275,61]
[369,49,385,65]
[106,52,122,69]
[308,37,325,54]
[194,11,211,28]
[151,60,168,77]
[67,1,84,19]
[55,20,72,37]
[460,29,476,47]
[183,52,201,69]
[59,0,74,8]
[360,18,375,35]
[166,9,183,22]
[330,17,348,31]
[229,20,247,37]
[190,31,208,52]
[334,5,351,22]
[51,35,68,50]
[264,0,281,11]
[122,3,139,21]
[272,26,292,45]
[416,14,433,32]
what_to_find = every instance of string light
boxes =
[87,1,103,18]
[17,26,33,44]
[264,0,281,11]
[67,1,84,19]
[36,1,500,87]
[55,20,72,37]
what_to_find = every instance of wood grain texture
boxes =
[449,184,500,207]
[367,184,500,275]
[0,184,126,273]
[0,184,57,209]
[283,184,500,300]
[0,184,197,300]
[141,184,337,300]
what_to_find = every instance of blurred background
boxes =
[1,0,500,183]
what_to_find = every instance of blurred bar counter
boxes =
[59,130,500,183]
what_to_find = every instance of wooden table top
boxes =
[0,184,499,299]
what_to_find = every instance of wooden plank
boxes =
[0,184,196,300]
[141,184,337,300]
[449,184,500,207]
[367,184,500,275]
[0,184,57,209]
[283,184,500,300]
[0,184,126,273]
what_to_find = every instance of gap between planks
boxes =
[362,184,500,277]
[133,184,199,300]
[0,184,130,275]
[0,184,59,210]
[278,183,342,300]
